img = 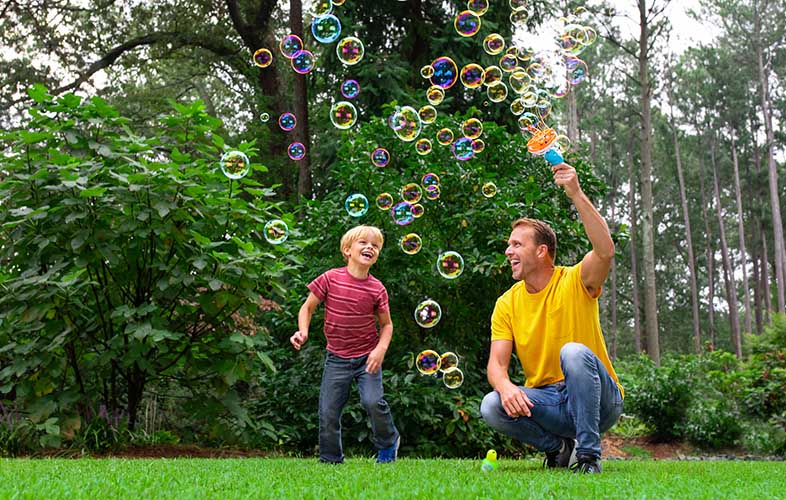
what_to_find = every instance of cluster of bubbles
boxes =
[415,350,464,389]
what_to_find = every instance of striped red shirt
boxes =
[308,267,390,358]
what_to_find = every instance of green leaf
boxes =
[256,351,277,373]
[79,187,107,198]
[27,83,50,103]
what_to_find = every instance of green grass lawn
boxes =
[1,457,784,499]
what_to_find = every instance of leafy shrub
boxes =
[683,397,742,449]
[740,416,786,456]
[617,355,695,440]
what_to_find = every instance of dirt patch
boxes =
[602,435,695,460]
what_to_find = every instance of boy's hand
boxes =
[365,346,385,373]
[290,331,308,350]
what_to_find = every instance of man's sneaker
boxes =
[376,436,400,464]
[543,438,577,468]
[570,455,602,474]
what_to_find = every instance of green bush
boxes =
[683,397,742,449]
[740,416,786,456]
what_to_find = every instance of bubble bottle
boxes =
[526,126,564,165]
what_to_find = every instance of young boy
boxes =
[290,225,400,464]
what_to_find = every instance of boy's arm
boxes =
[366,310,392,374]
[291,292,322,350]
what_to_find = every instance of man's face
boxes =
[505,226,545,281]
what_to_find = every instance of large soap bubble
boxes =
[439,352,459,372]
[330,101,358,129]
[344,193,369,217]
[483,33,505,55]
[391,201,414,226]
[416,350,441,375]
[288,142,306,161]
[437,251,465,279]
[442,367,464,389]
[371,147,390,167]
[280,34,303,58]
[429,57,458,90]
[219,151,250,180]
[341,79,360,99]
[482,182,498,198]
[264,219,289,245]
[452,137,475,161]
[401,183,422,204]
[390,106,422,142]
[278,112,297,131]
[253,48,273,68]
[291,50,316,74]
[415,299,442,328]
[336,36,364,65]
[311,14,341,43]
[454,10,481,37]
[400,233,422,255]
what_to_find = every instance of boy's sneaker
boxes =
[571,455,602,474]
[543,438,577,468]
[376,436,400,464]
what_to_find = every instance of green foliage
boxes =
[683,398,742,449]
[0,87,299,440]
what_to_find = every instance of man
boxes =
[480,162,623,474]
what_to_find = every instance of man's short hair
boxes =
[511,218,556,260]
[340,225,384,262]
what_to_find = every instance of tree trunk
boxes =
[669,86,701,353]
[699,166,716,347]
[754,0,785,312]
[628,152,643,353]
[637,0,659,365]
[290,0,312,201]
[762,224,772,322]
[752,220,764,333]
[730,135,752,334]
[710,138,742,358]
[566,88,579,144]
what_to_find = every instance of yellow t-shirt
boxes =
[491,263,624,397]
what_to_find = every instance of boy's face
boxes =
[343,235,382,267]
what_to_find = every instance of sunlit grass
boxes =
[1,457,784,499]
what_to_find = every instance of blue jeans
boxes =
[319,351,399,463]
[480,342,623,459]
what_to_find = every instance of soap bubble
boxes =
[483,65,503,86]
[461,118,483,139]
[390,106,422,142]
[400,233,422,255]
[429,57,458,90]
[391,201,414,226]
[421,173,440,188]
[311,14,341,43]
[330,101,357,129]
[401,183,422,204]
[415,299,442,328]
[509,0,527,10]
[424,185,441,201]
[460,63,485,89]
[415,138,432,155]
[483,33,505,55]
[279,112,297,131]
[253,48,273,68]
[259,112,270,123]
[416,350,441,375]
[556,134,571,153]
[426,85,445,105]
[341,79,360,99]
[510,98,526,115]
[411,203,425,218]
[467,0,489,15]
[437,251,465,279]
[487,82,508,103]
[291,49,316,74]
[566,57,589,85]
[452,137,475,161]
[443,367,464,389]
[336,36,364,65]
[499,54,518,72]
[219,151,250,180]
[439,352,459,372]
[436,128,454,145]
[510,8,531,27]
[344,193,369,217]
[280,34,303,58]
[420,65,435,78]
[454,10,481,37]
[418,105,437,124]
[482,182,497,197]
[288,142,306,161]
[376,192,394,210]
[471,139,485,153]
[264,219,289,244]
[509,70,532,94]
[371,147,390,167]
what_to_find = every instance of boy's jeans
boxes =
[319,351,399,463]
[480,342,623,459]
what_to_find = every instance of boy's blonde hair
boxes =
[340,225,384,262]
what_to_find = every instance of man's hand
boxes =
[365,346,386,373]
[498,381,534,418]
[552,163,581,198]
[290,330,308,350]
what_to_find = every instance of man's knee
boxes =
[480,391,501,422]
[560,342,592,367]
